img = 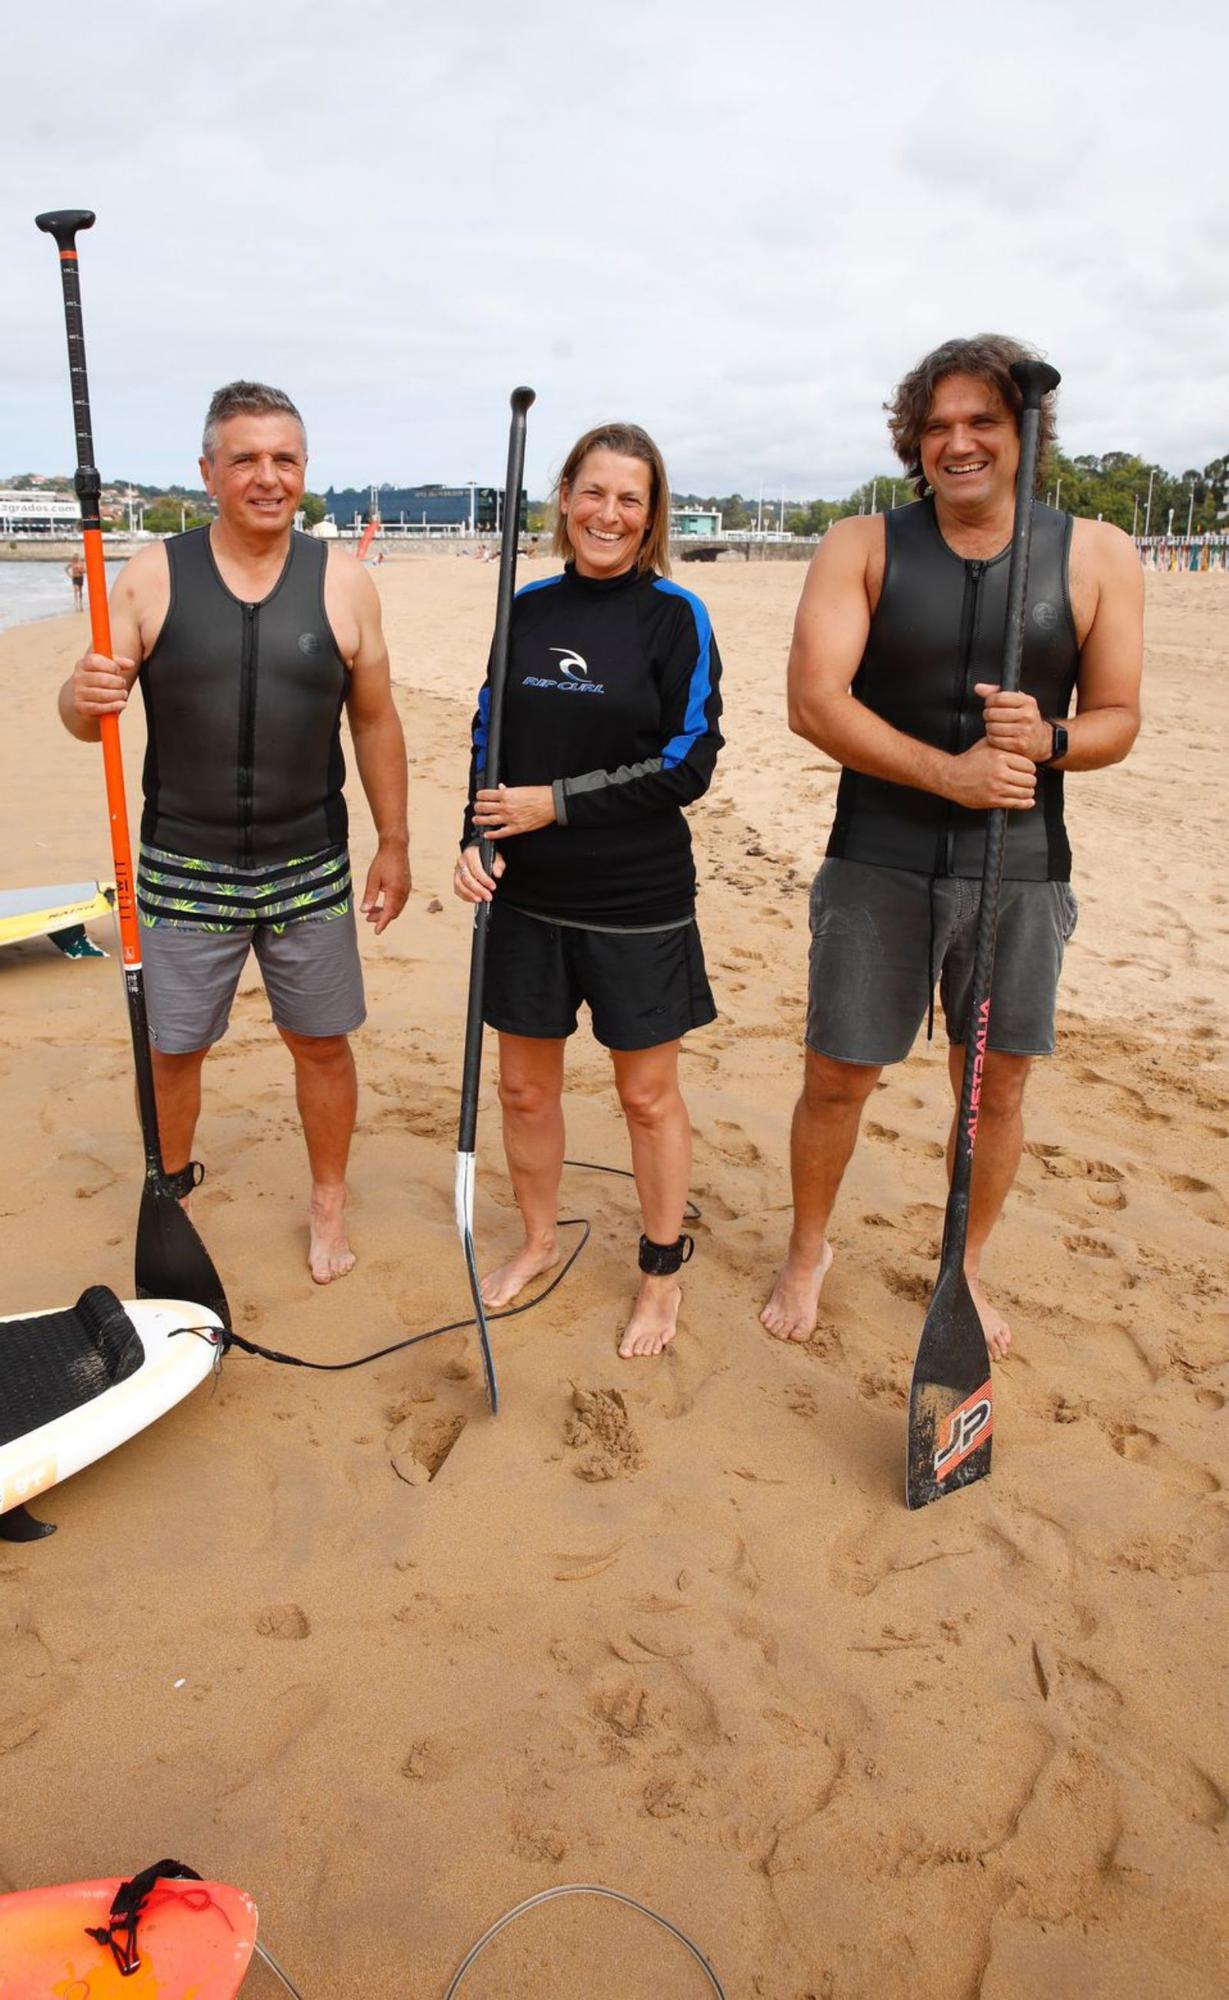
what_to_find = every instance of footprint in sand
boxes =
[881,1266,932,1306]
[1165,1172,1229,1226]
[1046,1649,1228,1829]
[1026,1142,1128,1208]
[1105,1424,1221,1496]
[70,1152,119,1201]
[709,1119,762,1167]
[1062,1232,1118,1260]
[254,1603,310,1640]
[386,1407,468,1488]
[858,1368,907,1409]
[1169,1316,1229,1378]
[0,1616,76,1757]
[218,1681,330,1799]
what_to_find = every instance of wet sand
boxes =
[1,562,1225,1996]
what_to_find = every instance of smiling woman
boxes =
[454,420,724,1363]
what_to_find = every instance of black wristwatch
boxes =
[1037,720,1068,765]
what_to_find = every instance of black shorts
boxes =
[483,901,716,1051]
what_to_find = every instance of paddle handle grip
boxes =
[37,210,142,971]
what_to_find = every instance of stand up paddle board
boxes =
[0,1289,223,1532]
[0,1870,257,1997]
[0,879,114,957]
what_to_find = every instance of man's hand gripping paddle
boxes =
[35,209,230,1328]
[905,358,1061,1510]
[454,387,535,1413]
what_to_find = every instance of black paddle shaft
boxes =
[457,388,535,1152]
[34,211,101,500]
[943,360,1062,1267]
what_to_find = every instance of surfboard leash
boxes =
[169,1162,701,1379]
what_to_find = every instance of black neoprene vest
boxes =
[138,527,349,866]
[827,499,1080,881]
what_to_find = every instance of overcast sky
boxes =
[3,0,1225,499]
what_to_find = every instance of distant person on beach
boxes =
[66,555,85,611]
[58,380,410,1283]
[454,422,724,1358]
[761,334,1143,1357]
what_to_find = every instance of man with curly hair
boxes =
[762,335,1143,1358]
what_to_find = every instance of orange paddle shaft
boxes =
[35,211,141,968]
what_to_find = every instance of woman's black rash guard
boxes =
[463,563,724,928]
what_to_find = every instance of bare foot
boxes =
[760,1241,835,1342]
[308,1183,356,1284]
[967,1271,1011,1360]
[618,1274,682,1359]
[479,1234,559,1309]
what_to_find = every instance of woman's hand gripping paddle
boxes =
[905,358,1061,1510]
[35,209,230,1328]
[454,387,535,1413]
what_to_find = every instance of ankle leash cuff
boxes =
[638,1232,695,1277]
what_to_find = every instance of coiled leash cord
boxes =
[216,1889,725,1998]
[189,1161,700,1377]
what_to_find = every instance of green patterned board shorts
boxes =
[136,844,365,1052]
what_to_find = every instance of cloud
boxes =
[4,0,1226,496]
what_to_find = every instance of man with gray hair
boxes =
[60,380,410,1283]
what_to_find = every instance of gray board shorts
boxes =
[806,858,1078,1065]
[140,904,367,1054]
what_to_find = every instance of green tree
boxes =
[299,490,326,528]
[143,498,212,534]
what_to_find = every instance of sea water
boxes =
[0,559,124,634]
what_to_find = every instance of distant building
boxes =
[323,483,526,533]
[0,488,79,535]
[671,506,723,538]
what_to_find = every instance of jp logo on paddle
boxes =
[933,1382,994,1482]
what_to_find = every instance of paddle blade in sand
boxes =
[906,1261,994,1508]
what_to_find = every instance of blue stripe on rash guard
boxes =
[472,683,491,773]
[516,573,566,598]
[652,577,714,769]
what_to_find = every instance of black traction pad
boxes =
[0,1287,144,1447]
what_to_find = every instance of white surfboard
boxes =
[0,880,114,953]
[0,1296,223,1520]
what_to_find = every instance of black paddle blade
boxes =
[906,1262,993,1509]
[135,1183,230,1326]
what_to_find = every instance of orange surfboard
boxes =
[0,1875,257,1997]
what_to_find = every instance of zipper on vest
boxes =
[940,559,984,875]
[238,602,258,867]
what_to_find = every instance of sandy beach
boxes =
[2,559,1225,1997]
